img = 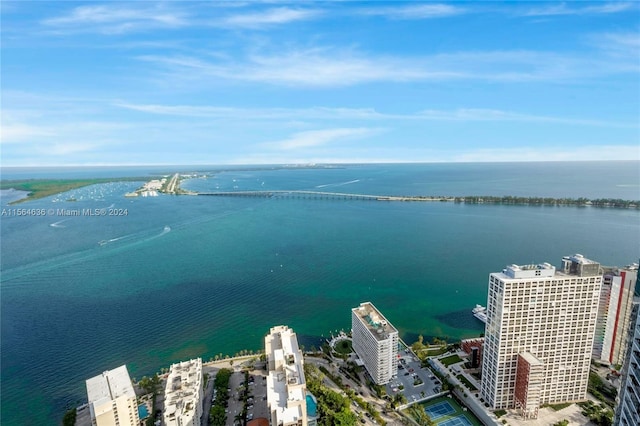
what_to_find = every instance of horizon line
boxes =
[1,159,639,169]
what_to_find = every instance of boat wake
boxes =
[315,179,360,189]
[49,220,68,228]
[99,226,170,247]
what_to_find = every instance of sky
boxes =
[1,1,639,166]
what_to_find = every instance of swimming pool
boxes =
[306,393,317,417]
[138,404,150,419]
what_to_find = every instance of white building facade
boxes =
[351,302,398,385]
[163,358,203,426]
[86,365,139,426]
[265,325,308,426]
[481,255,602,415]
[594,264,639,366]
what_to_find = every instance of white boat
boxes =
[472,304,487,323]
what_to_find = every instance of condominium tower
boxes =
[481,255,602,418]
[351,302,398,385]
[593,264,639,366]
[163,358,203,426]
[614,305,640,426]
[85,365,139,426]
[265,325,308,426]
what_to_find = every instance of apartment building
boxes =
[86,365,139,426]
[480,255,602,418]
[351,302,398,385]
[594,264,639,366]
[163,358,203,426]
[265,325,308,426]
[615,304,640,426]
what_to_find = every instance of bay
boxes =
[1,162,639,425]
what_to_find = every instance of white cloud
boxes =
[138,43,638,88]
[41,4,188,34]
[138,48,460,87]
[591,31,640,58]
[264,128,382,150]
[522,1,634,17]
[47,142,104,156]
[0,124,55,143]
[116,103,636,128]
[359,4,466,19]
[220,7,323,28]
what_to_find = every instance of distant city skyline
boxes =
[1,1,639,166]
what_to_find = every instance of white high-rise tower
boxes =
[480,255,602,418]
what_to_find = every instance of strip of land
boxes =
[0,178,148,204]
[2,176,638,209]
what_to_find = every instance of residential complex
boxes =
[265,325,308,426]
[594,264,639,366]
[481,255,602,418]
[163,358,203,426]
[615,304,640,426]
[351,302,398,385]
[85,365,139,426]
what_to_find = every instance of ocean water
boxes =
[1,162,639,425]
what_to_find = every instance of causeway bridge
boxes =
[197,190,452,202]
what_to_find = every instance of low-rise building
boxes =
[460,337,484,369]
[163,358,203,426]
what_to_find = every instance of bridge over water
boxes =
[197,190,452,202]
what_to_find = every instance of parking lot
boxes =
[385,349,444,405]
[224,368,269,425]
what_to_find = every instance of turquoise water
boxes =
[306,393,317,418]
[138,404,149,420]
[1,162,639,425]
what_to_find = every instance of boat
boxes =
[472,304,487,323]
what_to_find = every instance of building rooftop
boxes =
[164,358,202,426]
[560,254,601,277]
[352,302,398,341]
[519,352,544,366]
[265,326,307,426]
[86,365,136,403]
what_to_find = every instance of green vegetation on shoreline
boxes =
[453,195,638,209]
[1,177,147,204]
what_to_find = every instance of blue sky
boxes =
[1,1,639,166]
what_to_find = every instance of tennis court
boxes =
[438,415,473,426]
[413,396,483,426]
[425,400,456,420]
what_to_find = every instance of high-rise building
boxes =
[265,325,308,426]
[163,358,203,426]
[614,304,640,426]
[86,365,139,426]
[480,255,603,418]
[351,302,398,385]
[593,264,639,366]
